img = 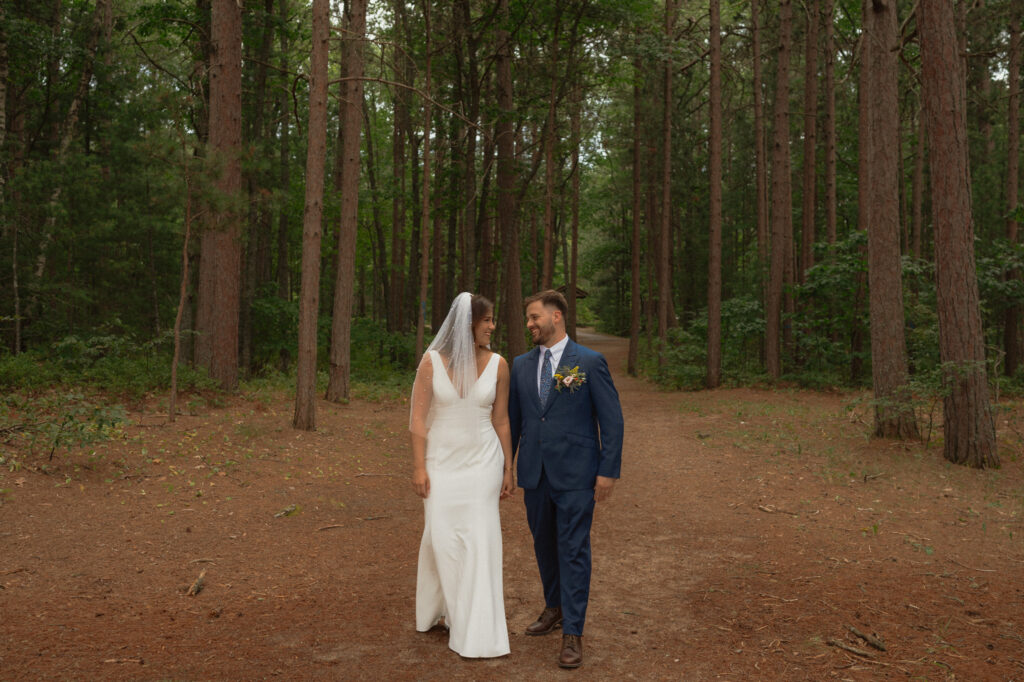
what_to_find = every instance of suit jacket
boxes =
[509,338,624,491]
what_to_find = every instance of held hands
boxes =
[412,467,430,498]
[594,475,615,502]
[500,469,515,500]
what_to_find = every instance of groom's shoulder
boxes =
[511,349,534,367]
[572,342,603,361]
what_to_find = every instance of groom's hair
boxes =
[524,290,568,319]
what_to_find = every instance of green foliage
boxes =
[349,317,418,383]
[251,292,301,370]
[0,332,218,397]
[0,391,128,467]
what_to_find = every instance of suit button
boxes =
[541,417,545,422]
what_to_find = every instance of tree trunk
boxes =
[911,107,925,259]
[628,52,643,377]
[766,0,794,379]
[800,0,819,277]
[292,0,330,429]
[1006,16,1021,377]
[707,0,723,388]
[497,0,525,358]
[568,82,581,339]
[824,0,838,247]
[389,0,410,333]
[325,0,366,402]
[478,128,497,303]
[862,0,919,439]
[752,0,769,278]
[542,17,562,291]
[170,137,197,423]
[414,1,433,361]
[458,0,481,292]
[919,0,998,468]
[658,0,676,368]
[195,0,243,390]
[362,94,387,320]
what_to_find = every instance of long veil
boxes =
[409,292,477,435]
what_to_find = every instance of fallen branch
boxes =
[360,515,390,521]
[274,504,297,518]
[757,505,799,516]
[186,568,206,596]
[950,558,996,573]
[827,638,876,659]
[355,472,395,477]
[188,558,216,565]
[103,658,143,664]
[318,524,345,531]
[847,625,887,651]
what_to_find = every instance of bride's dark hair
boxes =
[471,295,494,327]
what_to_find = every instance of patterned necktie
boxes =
[539,349,553,406]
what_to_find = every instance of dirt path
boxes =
[2,330,1023,680]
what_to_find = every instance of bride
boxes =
[409,292,515,658]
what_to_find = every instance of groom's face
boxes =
[525,301,558,347]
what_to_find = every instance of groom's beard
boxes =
[530,322,555,346]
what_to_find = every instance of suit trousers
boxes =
[523,469,596,636]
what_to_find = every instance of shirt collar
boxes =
[544,334,569,357]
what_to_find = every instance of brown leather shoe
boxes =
[525,606,563,636]
[559,634,583,668]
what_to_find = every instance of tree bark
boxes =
[542,13,562,291]
[766,0,794,379]
[389,0,410,333]
[658,0,676,368]
[707,0,723,388]
[414,0,433,361]
[800,0,819,278]
[497,0,525,358]
[919,0,998,467]
[195,0,243,390]
[824,0,838,247]
[171,136,197,423]
[752,0,769,280]
[568,81,581,339]
[274,0,292,371]
[861,0,919,439]
[628,51,643,377]
[1006,16,1021,377]
[292,0,330,429]
[325,0,367,402]
[911,107,925,259]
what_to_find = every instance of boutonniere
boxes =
[553,365,587,393]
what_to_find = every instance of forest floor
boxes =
[2,330,1024,681]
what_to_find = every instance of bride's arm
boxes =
[492,357,516,499]
[410,354,433,498]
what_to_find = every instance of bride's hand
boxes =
[412,467,430,498]
[500,469,515,500]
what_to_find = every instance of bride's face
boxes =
[473,311,495,348]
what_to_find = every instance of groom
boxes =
[508,289,624,669]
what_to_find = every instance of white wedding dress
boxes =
[415,350,510,658]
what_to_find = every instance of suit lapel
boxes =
[525,346,544,412]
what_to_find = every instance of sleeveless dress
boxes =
[415,350,510,658]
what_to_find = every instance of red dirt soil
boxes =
[2,330,1023,680]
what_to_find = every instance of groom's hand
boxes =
[594,475,615,502]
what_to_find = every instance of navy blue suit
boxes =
[509,338,624,636]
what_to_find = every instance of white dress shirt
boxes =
[536,334,569,393]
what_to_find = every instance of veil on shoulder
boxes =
[409,292,478,434]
